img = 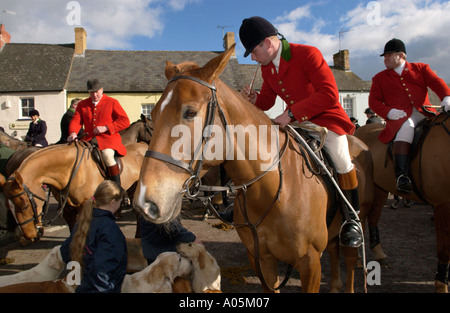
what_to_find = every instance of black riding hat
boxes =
[29,109,40,117]
[380,38,406,56]
[239,16,278,57]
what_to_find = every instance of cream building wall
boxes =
[0,91,67,144]
[67,92,162,124]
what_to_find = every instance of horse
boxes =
[133,45,377,292]
[120,114,153,145]
[355,117,450,293]
[2,141,148,244]
[0,130,28,151]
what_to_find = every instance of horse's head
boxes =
[134,45,236,224]
[139,114,153,143]
[2,172,44,243]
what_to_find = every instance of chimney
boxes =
[0,24,11,50]
[333,50,350,71]
[223,32,236,56]
[74,27,87,55]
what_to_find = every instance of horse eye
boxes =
[183,109,197,119]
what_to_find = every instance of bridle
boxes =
[145,75,226,198]
[6,178,45,231]
[144,74,292,291]
[6,141,88,236]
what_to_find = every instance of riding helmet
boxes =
[239,16,278,57]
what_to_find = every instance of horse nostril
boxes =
[148,201,160,219]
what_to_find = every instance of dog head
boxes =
[176,242,208,269]
[146,252,192,284]
[176,242,221,292]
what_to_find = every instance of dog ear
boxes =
[198,250,206,270]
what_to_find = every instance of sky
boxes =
[1,0,450,82]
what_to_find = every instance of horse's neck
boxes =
[19,146,77,190]
[218,86,284,185]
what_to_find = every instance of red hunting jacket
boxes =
[69,95,130,156]
[369,62,450,143]
[255,40,355,136]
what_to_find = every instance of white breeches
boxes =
[303,122,354,174]
[101,148,117,167]
[394,108,427,143]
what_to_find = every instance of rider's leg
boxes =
[102,148,121,186]
[312,129,362,248]
[392,108,426,194]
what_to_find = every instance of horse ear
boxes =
[14,172,23,186]
[165,61,179,80]
[0,174,5,187]
[201,43,236,84]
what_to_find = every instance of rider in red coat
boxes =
[68,79,130,187]
[239,16,362,248]
[369,39,450,193]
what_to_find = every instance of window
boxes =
[342,96,354,118]
[20,98,35,118]
[141,103,155,119]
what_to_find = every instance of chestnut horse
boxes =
[355,116,450,293]
[133,45,377,292]
[2,141,147,243]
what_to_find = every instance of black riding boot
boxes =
[338,169,363,248]
[393,141,412,194]
[107,164,130,206]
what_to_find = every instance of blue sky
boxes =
[2,0,450,81]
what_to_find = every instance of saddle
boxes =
[287,126,339,228]
[80,140,123,178]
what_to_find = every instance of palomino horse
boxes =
[355,117,450,293]
[2,141,147,243]
[133,45,376,292]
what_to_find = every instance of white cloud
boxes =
[273,0,450,81]
[0,0,186,50]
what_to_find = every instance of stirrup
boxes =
[339,219,363,248]
[396,175,412,194]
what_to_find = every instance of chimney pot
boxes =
[333,50,350,71]
[75,27,87,55]
[0,24,11,50]
[223,32,236,56]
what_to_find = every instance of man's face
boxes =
[384,52,403,70]
[250,39,272,66]
[90,88,103,103]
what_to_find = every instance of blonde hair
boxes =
[70,180,124,265]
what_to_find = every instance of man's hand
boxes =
[93,126,108,135]
[240,85,257,104]
[387,109,407,120]
[67,132,77,142]
[441,96,450,112]
[272,111,292,129]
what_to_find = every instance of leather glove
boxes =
[441,96,450,112]
[387,109,407,120]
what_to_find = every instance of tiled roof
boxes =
[66,50,247,92]
[0,43,74,92]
